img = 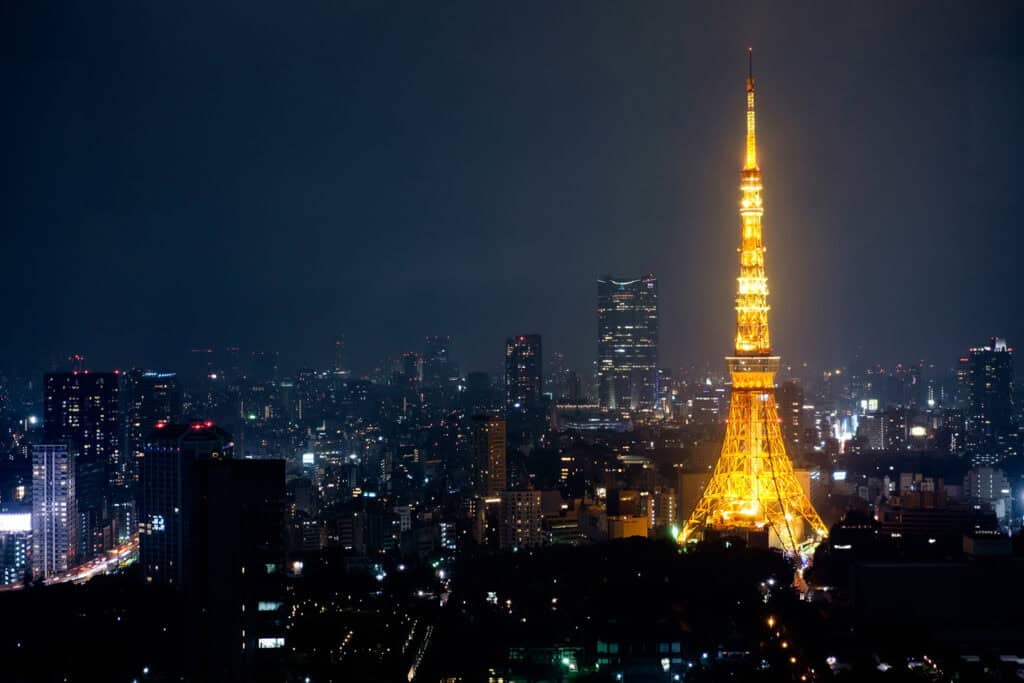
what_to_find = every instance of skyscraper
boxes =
[597,275,659,411]
[140,421,284,678]
[680,52,826,552]
[470,415,506,497]
[44,370,121,557]
[31,444,76,579]
[139,422,234,587]
[44,370,122,484]
[192,458,286,679]
[960,338,1016,459]
[505,335,542,410]
[123,370,182,488]
[423,335,453,387]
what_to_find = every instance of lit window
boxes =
[257,637,285,649]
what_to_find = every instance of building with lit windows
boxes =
[194,458,286,680]
[139,422,234,587]
[960,338,1016,462]
[44,371,122,484]
[687,380,727,425]
[506,335,546,445]
[123,369,182,486]
[964,466,1012,523]
[44,371,122,558]
[0,511,31,585]
[777,379,804,450]
[597,275,659,411]
[499,490,543,549]
[470,415,506,497]
[505,335,543,410]
[31,444,76,579]
[139,422,285,678]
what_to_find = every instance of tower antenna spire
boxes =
[745,48,757,169]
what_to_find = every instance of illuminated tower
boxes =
[680,51,827,552]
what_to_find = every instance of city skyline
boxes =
[3,6,1024,680]
[3,3,1023,376]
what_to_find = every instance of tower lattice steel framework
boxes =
[680,51,828,552]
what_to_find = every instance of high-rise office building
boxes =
[139,422,234,587]
[423,336,453,387]
[597,275,659,411]
[44,370,122,484]
[470,415,506,497]
[193,458,286,680]
[124,370,182,487]
[140,420,284,678]
[74,455,108,557]
[31,444,76,579]
[960,338,1016,457]
[505,335,542,410]
[44,371,122,557]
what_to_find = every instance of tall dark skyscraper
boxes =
[423,335,453,387]
[124,370,182,488]
[139,422,235,587]
[139,422,284,678]
[960,337,1016,461]
[44,371,122,481]
[597,275,659,411]
[505,335,542,410]
[44,371,122,556]
[192,458,286,679]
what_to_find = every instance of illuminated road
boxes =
[0,538,138,592]
[406,624,434,682]
[61,538,139,585]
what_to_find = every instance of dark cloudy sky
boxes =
[3,2,1022,377]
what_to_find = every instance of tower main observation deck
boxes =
[679,51,827,554]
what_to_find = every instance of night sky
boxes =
[3,2,1022,377]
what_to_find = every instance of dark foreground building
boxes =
[139,422,286,680]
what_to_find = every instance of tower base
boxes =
[702,526,770,550]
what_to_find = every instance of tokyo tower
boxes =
[679,50,827,553]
